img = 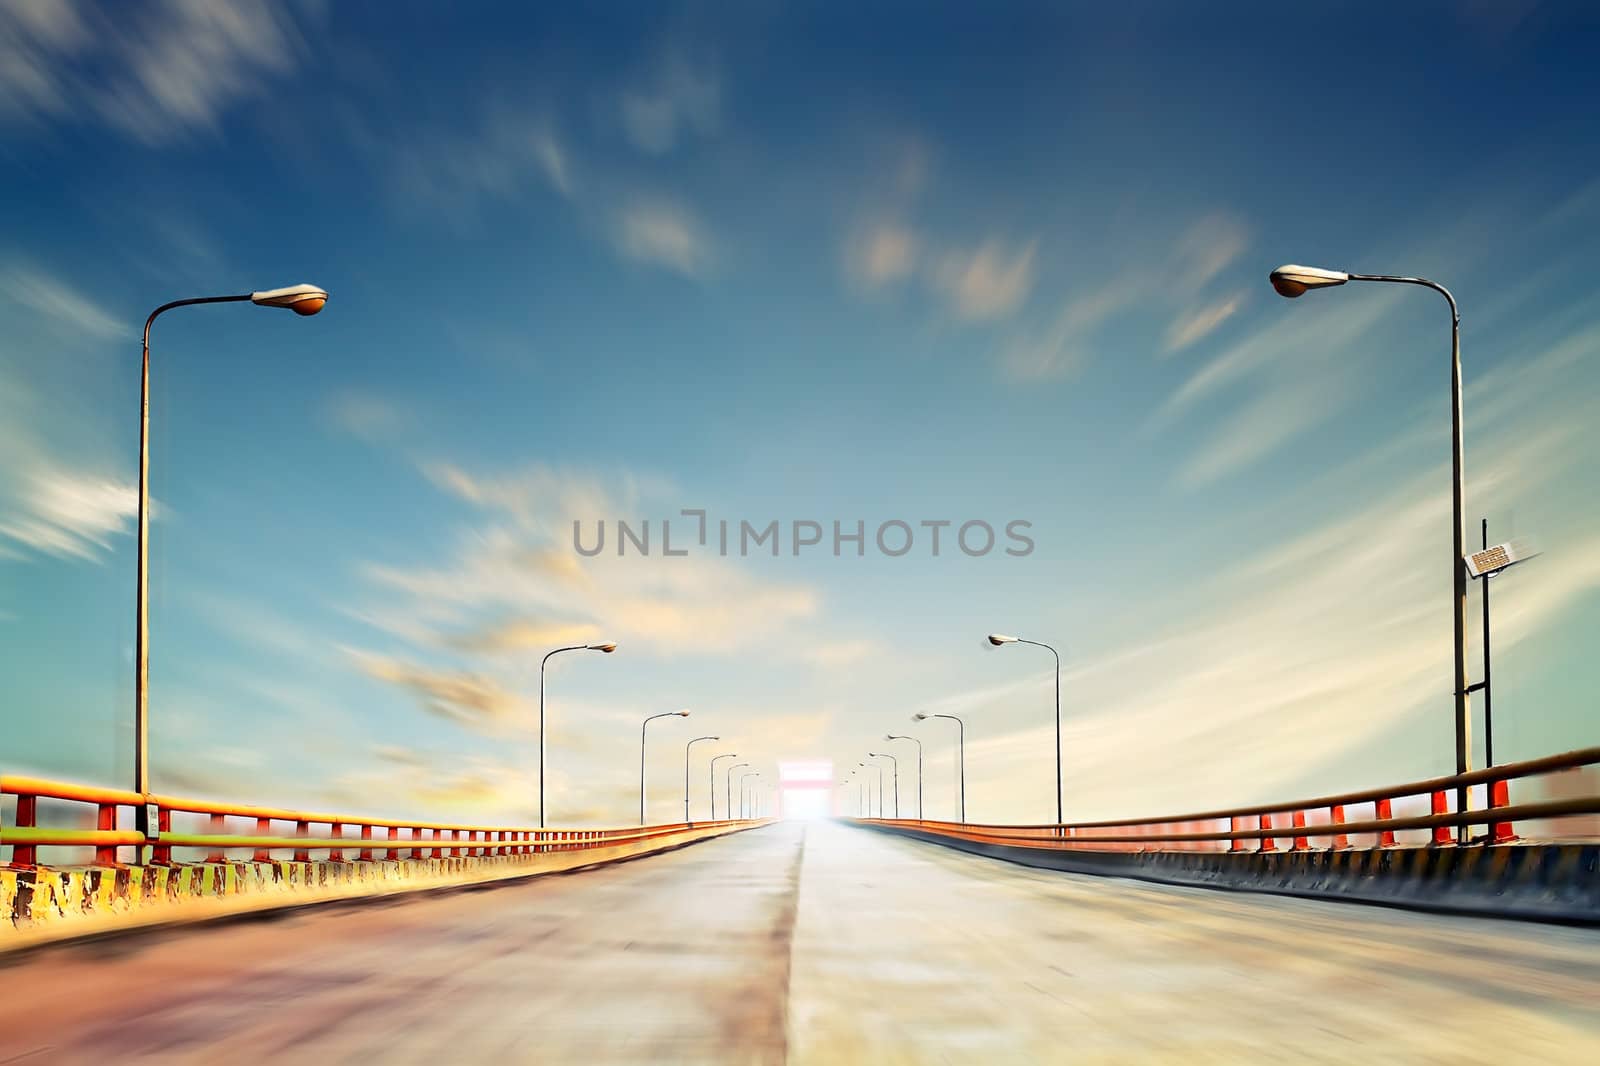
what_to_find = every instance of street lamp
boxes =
[913,712,965,822]
[539,641,617,827]
[726,761,749,818]
[857,761,884,818]
[886,734,923,820]
[987,633,1063,825]
[134,285,328,841]
[640,710,690,824]
[684,736,719,825]
[1270,263,1471,832]
[710,753,739,820]
[740,771,760,818]
[868,752,899,819]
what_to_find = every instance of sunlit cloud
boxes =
[804,640,881,669]
[353,461,822,665]
[443,617,603,654]
[613,198,713,277]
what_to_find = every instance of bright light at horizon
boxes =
[780,759,832,819]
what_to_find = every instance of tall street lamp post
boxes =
[886,734,923,819]
[913,712,966,823]
[710,753,739,820]
[539,641,617,827]
[134,284,327,843]
[987,634,1063,825]
[1270,264,1471,836]
[868,752,899,819]
[684,735,719,825]
[640,710,690,825]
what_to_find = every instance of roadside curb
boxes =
[858,823,1600,924]
[1,822,764,956]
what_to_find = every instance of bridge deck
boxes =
[1,821,1596,1063]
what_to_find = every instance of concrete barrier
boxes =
[1,821,762,953]
[860,822,1600,923]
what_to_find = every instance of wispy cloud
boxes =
[352,461,821,668]
[1164,292,1244,355]
[346,648,529,734]
[0,466,136,561]
[442,617,602,655]
[847,222,918,288]
[322,391,412,444]
[619,50,720,155]
[934,238,1037,320]
[999,276,1142,382]
[0,0,309,143]
[382,110,574,213]
[613,198,713,277]
[0,267,136,562]
[999,212,1249,382]
[0,263,123,338]
[953,320,1600,822]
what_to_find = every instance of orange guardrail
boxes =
[854,746,1600,852]
[0,774,757,868]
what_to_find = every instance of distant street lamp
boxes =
[1271,263,1472,833]
[913,713,965,822]
[640,710,690,824]
[684,736,719,824]
[710,753,740,820]
[886,734,923,819]
[858,761,884,818]
[539,642,617,827]
[868,752,899,818]
[134,285,327,842]
[987,634,1063,825]
[740,771,760,818]
[1465,521,1541,769]
[726,761,749,818]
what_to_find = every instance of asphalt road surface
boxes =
[1,821,1596,1064]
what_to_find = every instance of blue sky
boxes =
[2,1,1598,827]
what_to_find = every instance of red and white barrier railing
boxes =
[0,775,757,868]
[856,746,1600,852]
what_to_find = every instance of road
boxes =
[1,821,1596,1064]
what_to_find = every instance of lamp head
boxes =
[588,642,618,653]
[912,713,929,721]
[675,710,691,718]
[987,633,1018,646]
[1269,264,1349,298]
[250,283,328,316]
